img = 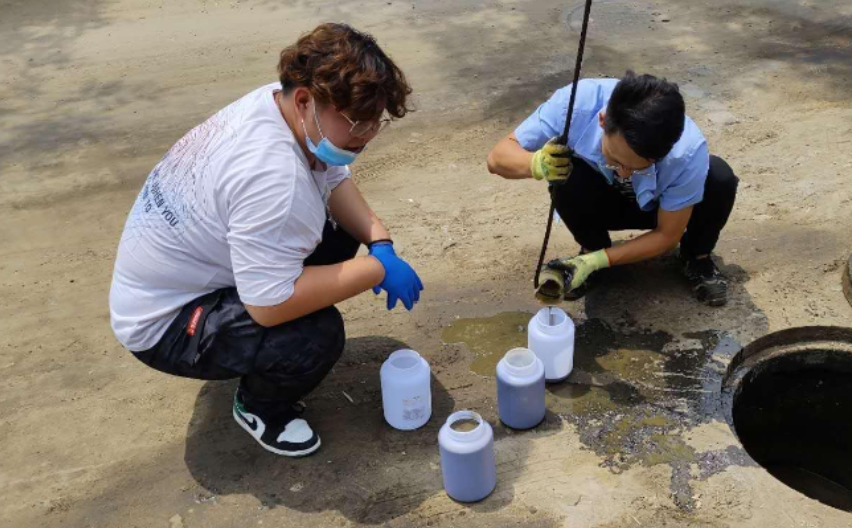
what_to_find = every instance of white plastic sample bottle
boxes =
[438,410,497,502]
[527,307,575,382]
[380,349,432,430]
[496,347,546,429]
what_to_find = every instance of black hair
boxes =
[603,71,685,160]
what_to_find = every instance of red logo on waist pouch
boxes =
[188,307,204,336]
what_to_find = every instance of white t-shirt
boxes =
[109,83,350,352]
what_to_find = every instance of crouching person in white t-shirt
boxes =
[108,23,422,457]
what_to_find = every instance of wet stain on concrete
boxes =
[441,311,532,377]
[442,313,754,511]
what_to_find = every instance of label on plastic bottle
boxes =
[402,396,427,421]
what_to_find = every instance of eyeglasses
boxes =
[603,161,655,178]
[340,112,392,139]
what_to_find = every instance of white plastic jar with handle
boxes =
[380,349,432,430]
[527,307,575,382]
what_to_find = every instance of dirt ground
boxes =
[2,0,851,527]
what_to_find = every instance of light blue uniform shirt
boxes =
[514,79,710,212]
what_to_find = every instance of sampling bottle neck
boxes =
[445,410,488,443]
[385,349,425,377]
[501,347,540,378]
[534,307,571,336]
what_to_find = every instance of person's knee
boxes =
[554,179,595,224]
[707,155,739,197]
[336,229,360,261]
[259,306,345,376]
[305,223,361,266]
[295,306,346,363]
[310,306,346,360]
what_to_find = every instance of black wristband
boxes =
[368,239,394,247]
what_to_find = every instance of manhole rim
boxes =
[721,325,852,429]
[720,325,852,510]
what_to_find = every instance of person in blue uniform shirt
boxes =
[487,71,738,306]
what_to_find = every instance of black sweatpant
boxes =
[134,221,360,412]
[552,156,738,258]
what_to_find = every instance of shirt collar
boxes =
[576,126,661,210]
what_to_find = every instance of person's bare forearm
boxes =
[607,205,692,266]
[487,135,534,180]
[328,179,391,244]
[605,230,680,266]
[245,256,384,327]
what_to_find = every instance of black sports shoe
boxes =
[682,255,728,306]
[233,388,321,457]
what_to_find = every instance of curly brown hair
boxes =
[278,23,412,122]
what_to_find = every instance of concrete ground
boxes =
[1,0,851,526]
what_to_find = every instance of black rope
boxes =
[534,0,595,289]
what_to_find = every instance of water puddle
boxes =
[440,312,531,377]
[442,312,748,511]
[545,384,622,415]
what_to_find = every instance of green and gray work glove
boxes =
[547,249,611,292]
[530,138,573,183]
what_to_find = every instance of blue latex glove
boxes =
[369,242,424,310]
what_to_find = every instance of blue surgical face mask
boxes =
[302,100,360,167]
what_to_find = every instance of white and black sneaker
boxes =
[232,388,321,457]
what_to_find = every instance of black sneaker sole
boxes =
[233,407,322,457]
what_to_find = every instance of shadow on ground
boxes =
[472,0,852,129]
[184,336,440,523]
[183,334,560,523]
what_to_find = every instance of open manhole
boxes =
[722,327,852,511]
